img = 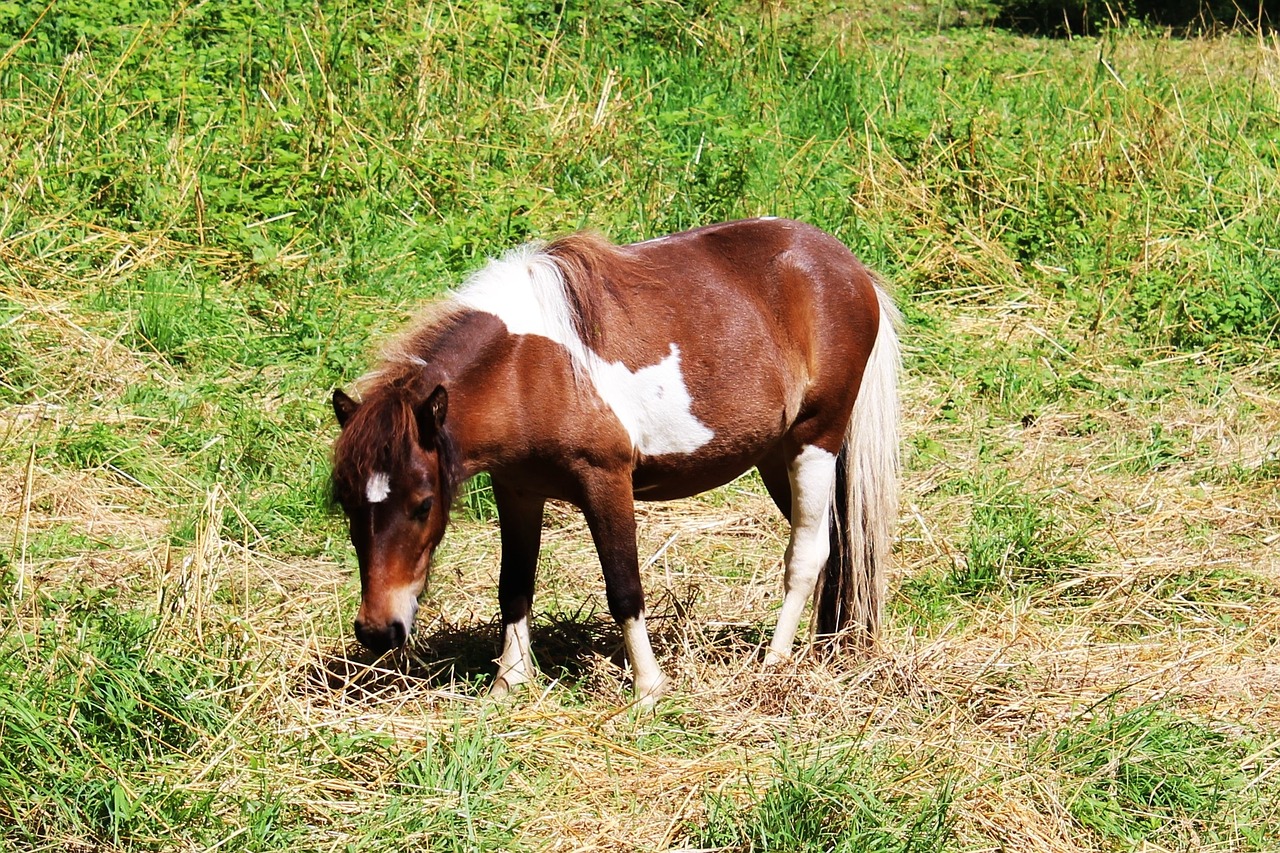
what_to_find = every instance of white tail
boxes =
[815,283,902,641]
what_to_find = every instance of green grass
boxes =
[1039,702,1274,850]
[0,594,231,846]
[0,585,534,851]
[3,0,1280,850]
[698,746,957,852]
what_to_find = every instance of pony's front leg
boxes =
[490,480,545,698]
[580,470,670,706]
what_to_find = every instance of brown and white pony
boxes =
[330,217,900,705]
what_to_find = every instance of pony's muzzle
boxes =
[354,617,409,652]
[353,585,421,652]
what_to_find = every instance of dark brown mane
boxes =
[331,388,464,510]
[331,309,473,510]
[332,392,411,498]
[544,231,652,349]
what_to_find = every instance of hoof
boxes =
[633,674,672,710]
[487,673,529,700]
[762,648,791,668]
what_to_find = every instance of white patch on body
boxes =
[456,246,715,456]
[366,471,391,504]
[757,215,778,221]
[591,343,713,455]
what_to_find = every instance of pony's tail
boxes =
[815,284,901,643]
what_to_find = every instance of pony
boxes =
[330,217,901,705]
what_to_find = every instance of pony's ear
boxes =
[416,385,448,443]
[332,389,360,428]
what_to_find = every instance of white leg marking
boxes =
[454,249,715,456]
[622,613,669,707]
[765,445,837,665]
[491,614,534,698]
[366,471,390,504]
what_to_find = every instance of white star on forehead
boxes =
[366,472,390,504]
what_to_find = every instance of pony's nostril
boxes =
[387,620,407,648]
[354,619,375,649]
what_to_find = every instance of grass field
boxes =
[2,1,1279,850]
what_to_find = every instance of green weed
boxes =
[458,472,499,522]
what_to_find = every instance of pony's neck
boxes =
[384,309,515,478]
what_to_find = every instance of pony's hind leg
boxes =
[490,481,545,698]
[764,444,838,665]
[756,454,793,522]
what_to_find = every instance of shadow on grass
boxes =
[297,600,842,704]
[299,609,636,702]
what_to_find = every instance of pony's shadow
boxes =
[303,610,629,702]
[302,596,801,704]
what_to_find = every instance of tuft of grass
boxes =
[958,479,1095,596]
[0,595,231,847]
[378,723,526,852]
[1038,703,1273,850]
[898,476,1096,623]
[457,472,499,522]
[1197,455,1280,485]
[697,746,956,852]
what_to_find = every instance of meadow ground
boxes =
[2,1,1279,850]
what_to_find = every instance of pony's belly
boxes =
[630,448,766,501]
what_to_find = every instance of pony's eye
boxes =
[412,498,433,520]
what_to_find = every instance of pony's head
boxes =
[330,383,458,652]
